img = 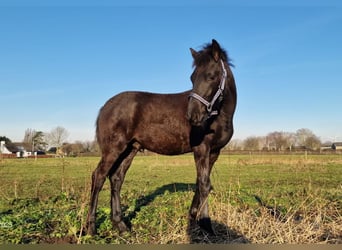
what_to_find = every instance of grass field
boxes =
[0,153,341,244]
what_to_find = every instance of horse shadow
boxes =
[123,182,250,243]
[187,218,250,243]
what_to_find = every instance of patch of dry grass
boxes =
[209,196,341,244]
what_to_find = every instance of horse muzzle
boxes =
[186,101,207,127]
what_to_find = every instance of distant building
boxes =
[320,143,333,151]
[0,141,32,157]
[289,145,309,151]
[332,142,342,151]
[0,141,12,154]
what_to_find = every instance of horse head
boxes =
[187,39,230,127]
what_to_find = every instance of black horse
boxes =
[87,39,237,235]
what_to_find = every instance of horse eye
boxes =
[207,73,216,81]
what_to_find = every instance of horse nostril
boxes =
[188,115,195,125]
[186,110,195,123]
[187,112,202,126]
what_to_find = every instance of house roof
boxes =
[4,142,32,153]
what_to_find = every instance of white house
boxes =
[0,141,12,154]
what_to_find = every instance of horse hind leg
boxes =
[87,154,113,235]
[87,142,128,235]
[109,141,141,234]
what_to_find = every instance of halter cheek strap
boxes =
[189,59,227,118]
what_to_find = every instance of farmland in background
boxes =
[0,153,341,243]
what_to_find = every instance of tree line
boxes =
[226,128,323,151]
[0,127,332,156]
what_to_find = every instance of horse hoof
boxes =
[86,225,96,236]
[86,219,96,236]
[116,221,130,234]
[198,217,215,235]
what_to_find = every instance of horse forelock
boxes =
[192,43,233,68]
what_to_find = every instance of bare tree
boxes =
[243,136,263,151]
[283,132,296,151]
[296,128,312,145]
[47,126,69,149]
[304,134,321,150]
[80,140,100,153]
[266,131,289,151]
[81,140,93,153]
[295,128,321,149]
[23,128,35,144]
[61,142,83,156]
[225,139,243,151]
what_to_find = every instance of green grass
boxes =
[0,154,341,243]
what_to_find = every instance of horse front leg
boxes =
[189,180,200,221]
[190,149,219,234]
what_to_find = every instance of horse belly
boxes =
[144,135,192,155]
[135,119,192,155]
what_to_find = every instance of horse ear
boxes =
[212,39,221,62]
[190,48,199,59]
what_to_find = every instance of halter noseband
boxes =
[189,60,227,118]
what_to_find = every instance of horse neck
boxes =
[221,67,237,117]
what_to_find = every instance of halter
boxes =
[189,59,227,118]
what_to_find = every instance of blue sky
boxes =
[1,1,341,143]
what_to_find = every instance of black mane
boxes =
[193,42,233,67]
